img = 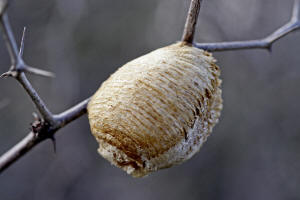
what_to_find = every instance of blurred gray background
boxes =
[1,0,300,199]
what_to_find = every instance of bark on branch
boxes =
[182,0,202,44]
[194,0,300,51]
[0,0,89,173]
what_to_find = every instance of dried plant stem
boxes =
[182,0,202,43]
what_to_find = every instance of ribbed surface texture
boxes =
[88,42,222,177]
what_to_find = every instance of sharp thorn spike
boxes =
[50,136,57,154]
[24,65,55,78]
[19,27,26,57]
[32,112,39,121]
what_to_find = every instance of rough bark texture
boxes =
[182,0,202,43]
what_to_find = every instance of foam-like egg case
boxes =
[88,42,222,177]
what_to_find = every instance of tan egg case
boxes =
[88,42,222,177]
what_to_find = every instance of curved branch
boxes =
[194,0,300,51]
[181,0,202,43]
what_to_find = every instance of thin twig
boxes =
[194,0,300,51]
[54,98,90,128]
[17,73,54,123]
[0,2,90,173]
[0,97,90,173]
[0,11,54,123]
[19,27,26,57]
[19,27,55,77]
[24,65,55,78]
[0,13,54,76]
[0,13,19,65]
[0,132,39,172]
[181,0,202,43]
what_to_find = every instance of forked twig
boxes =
[0,15,54,123]
[0,97,89,172]
[194,0,300,51]
[0,0,89,173]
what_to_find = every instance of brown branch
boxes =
[194,0,300,51]
[181,0,202,44]
[0,0,90,173]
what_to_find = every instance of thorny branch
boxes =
[0,0,89,173]
[0,0,299,174]
[194,0,300,51]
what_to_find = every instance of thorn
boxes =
[0,71,16,78]
[0,0,8,16]
[266,45,272,53]
[0,71,10,78]
[269,47,272,53]
[292,0,300,22]
[19,27,26,58]
[32,112,40,121]
[24,65,55,78]
[49,135,56,154]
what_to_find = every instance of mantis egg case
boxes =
[88,42,222,177]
